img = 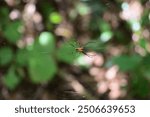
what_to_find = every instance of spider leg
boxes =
[82,51,96,58]
[84,41,97,47]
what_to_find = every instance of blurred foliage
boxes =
[0,47,13,66]
[4,21,22,43]
[3,66,21,90]
[0,0,150,99]
[107,55,142,72]
[57,40,78,64]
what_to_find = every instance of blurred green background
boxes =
[0,0,150,99]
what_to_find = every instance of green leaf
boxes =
[24,32,57,83]
[3,67,20,90]
[76,3,91,15]
[38,32,55,53]
[16,49,28,67]
[24,32,55,62]
[99,19,111,32]
[130,73,150,98]
[39,1,54,19]
[108,55,142,71]
[3,21,22,43]
[100,31,113,42]
[28,55,57,83]
[0,7,9,28]
[49,12,62,24]
[84,40,105,52]
[57,40,78,64]
[138,38,147,49]
[140,54,150,78]
[140,10,149,26]
[0,47,13,66]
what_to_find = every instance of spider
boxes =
[69,40,96,58]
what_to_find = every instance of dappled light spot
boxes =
[5,0,16,6]
[121,2,129,11]
[89,67,101,77]
[76,3,91,15]
[105,65,119,80]
[39,32,54,46]
[108,80,121,99]
[49,12,62,24]
[94,64,128,99]
[120,1,143,21]
[97,81,108,94]
[143,29,150,39]
[69,9,78,19]
[26,35,34,46]
[100,31,113,42]
[17,35,34,49]
[74,55,85,66]
[33,12,42,24]
[55,23,73,39]
[25,3,36,15]
[134,45,146,56]
[17,39,26,48]
[33,12,43,31]
[92,54,104,66]
[131,21,141,31]
[132,33,140,42]
[23,3,36,23]
[119,76,127,88]
[108,46,124,56]
[74,54,93,67]
[109,89,121,99]
[109,79,120,90]
[147,44,150,53]
[9,9,21,20]
[17,40,24,48]
[89,68,105,82]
